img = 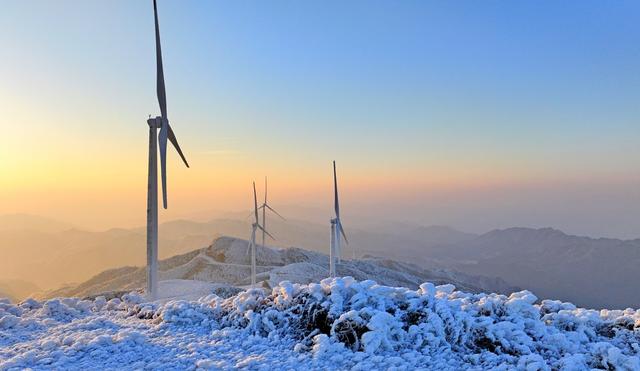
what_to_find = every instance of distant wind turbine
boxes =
[145,0,189,300]
[258,177,285,248]
[248,181,274,287]
[329,161,348,277]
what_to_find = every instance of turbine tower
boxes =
[248,181,274,287]
[329,161,348,277]
[146,0,189,300]
[258,177,285,248]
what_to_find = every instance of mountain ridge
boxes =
[40,236,518,300]
[3,214,639,308]
[428,226,640,308]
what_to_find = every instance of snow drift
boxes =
[1,278,640,370]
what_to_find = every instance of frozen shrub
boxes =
[93,296,107,311]
[160,300,214,326]
[19,298,42,310]
[38,299,81,322]
[105,298,121,311]
[0,314,20,329]
[0,302,23,317]
[145,277,640,368]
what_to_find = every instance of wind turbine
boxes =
[248,181,274,287]
[145,0,189,300]
[329,161,348,277]
[258,177,285,248]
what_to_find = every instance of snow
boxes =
[153,279,240,302]
[1,278,640,370]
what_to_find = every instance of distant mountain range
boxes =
[41,236,517,300]
[0,213,76,233]
[1,213,639,308]
[426,227,640,309]
[0,213,476,294]
[0,279,40,302]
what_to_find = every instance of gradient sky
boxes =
[1,1,639,237]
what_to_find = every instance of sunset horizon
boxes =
[2,1,639,369]
[2,1,639,238]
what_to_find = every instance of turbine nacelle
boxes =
[146,116,162,128]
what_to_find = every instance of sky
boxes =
[1,0,639,238]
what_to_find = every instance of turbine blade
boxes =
[333,161,339,218]
[159,119,169,209]
[257,224,275,241]
[153,0,167,119]
[167,125,189,168]
[265,204,285,220]
[264,176,267,204]
[153,1,188,170]
[257,204,266,210]
[253,182,259,223]
[338,220,349,244]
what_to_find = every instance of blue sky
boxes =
[1,1,639,236]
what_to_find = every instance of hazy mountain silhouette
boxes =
[0,279,40,302]
[0,213,76,233]
[427,227,640,309]
[0,214,479,294]
[3,214,639,309]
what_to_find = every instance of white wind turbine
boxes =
[258,177,285,248]
[329,161,348,277]
[145,0,189,300]
[248,181,274,287]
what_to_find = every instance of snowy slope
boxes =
[41,236,516,299]
[1,278,639,370]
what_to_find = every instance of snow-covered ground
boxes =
[1,278,639,370]
[151,280,242,303]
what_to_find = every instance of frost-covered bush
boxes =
[19,298,42,310]
[1,279,639,370]
[155,277,640,368]
[160,300,215,327]
[38,299,83,322]
[0,314,20,329]
[0,302,23,317]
